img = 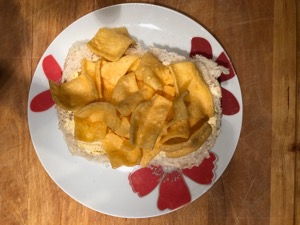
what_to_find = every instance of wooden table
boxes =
[0,0,298,224]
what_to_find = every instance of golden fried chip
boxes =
[74,102,121,133]
[102,79,115,101]
[101,55,139,86]
[49,72,98,111]
[169,61,214,126]
[111,72,139,103]
[94,59,103,99]
[161,121,212,158]
[186,100,208,128]
[162,121,190,143]
[136,52,175,88]
[130,94,172,150]
[112,27,131,36]
[121,138,137,151]
[128,58,141,72]
[81,58,96,82]
[140,146,161,167]
[116,84,155,116]
[139,83,156,99]
[160,91,190,143]
[102,132,142,168]
[156,85,177,101]
[159,67,175,86]
[87,27,135,61]
[116,92,144,116]
[81,58,106,100]
[52,26,218,168]
[135,52,164,90]
[75,119,107,142]
[137,52,162,68]
[103,132,124,148]
[163,85,176,98]
[129,100,151,146]
[114,116,130,139]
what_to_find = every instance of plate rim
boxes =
[27,2,243,218]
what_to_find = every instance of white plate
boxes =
[28,3,242,218]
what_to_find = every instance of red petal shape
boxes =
[182,152,217,184]
[190,37,213,59]
[157,171,191,210]
[221,87,240,115]
[216,52,235,82]
[129,166,163,197]
[42,55,62,83]
[30,90,55,112]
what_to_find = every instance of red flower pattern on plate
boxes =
[190,37,240,115]
[129,153,217,210]
[30,36,241,212]
[128,37,240,211]
[30,55,62,112]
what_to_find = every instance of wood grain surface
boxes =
[271,0,297,225]
[0,0,298,225]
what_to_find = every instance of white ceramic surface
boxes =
[28,3,243,218]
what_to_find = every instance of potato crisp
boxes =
[49,27,214,168]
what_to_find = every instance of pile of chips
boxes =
[49,27,214,168]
